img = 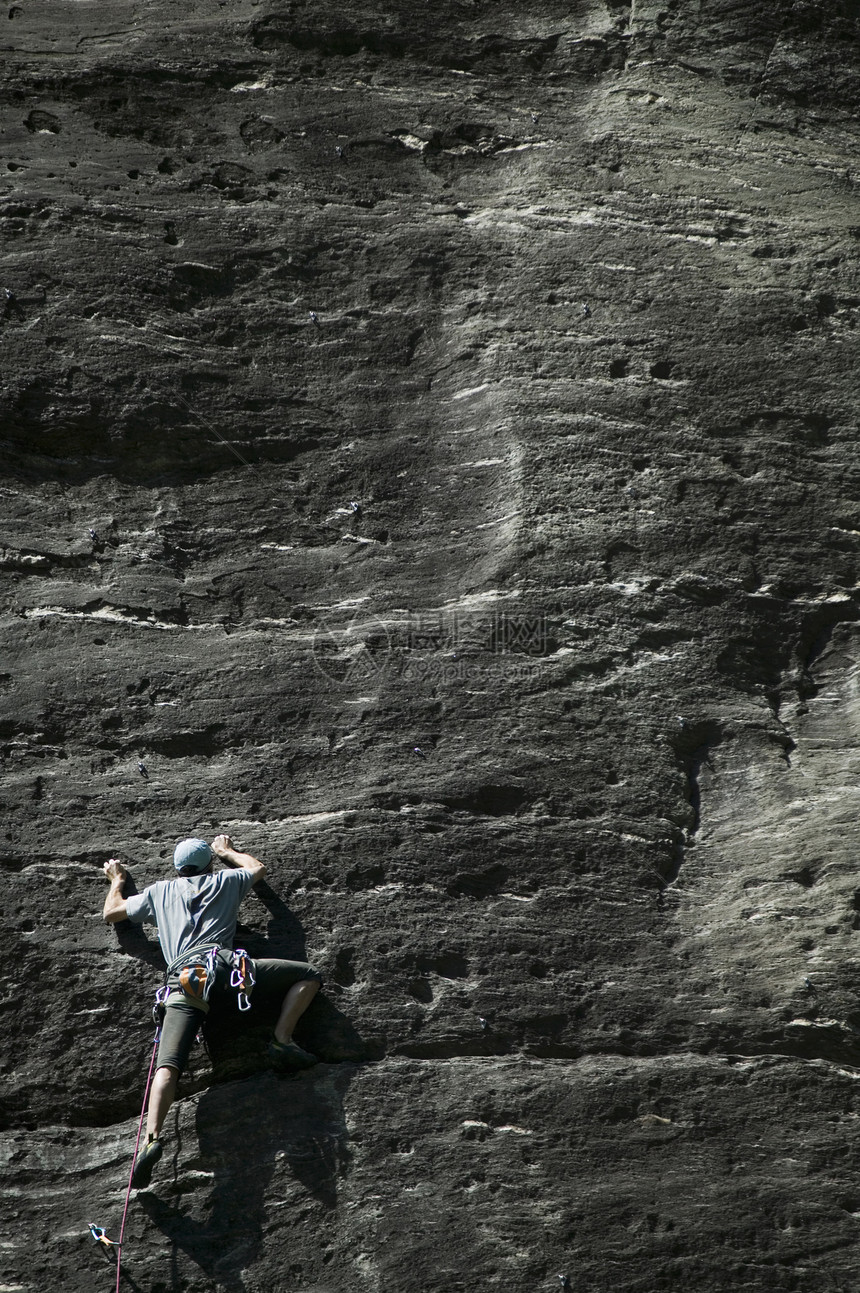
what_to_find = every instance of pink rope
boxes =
[113,1029,161,1293]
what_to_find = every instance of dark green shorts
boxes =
[156,957,322,1074]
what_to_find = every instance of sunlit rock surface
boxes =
[2,2,860,1289]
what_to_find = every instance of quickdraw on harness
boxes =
[229,948,255,1011]
[152,984,170,1027]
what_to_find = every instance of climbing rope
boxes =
[89,1017,162,1290]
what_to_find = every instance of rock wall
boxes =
[2,1,860,1290]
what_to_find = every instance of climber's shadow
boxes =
[203,878,372,1070]
[242,876,306,951]
[140,1064,359,1293]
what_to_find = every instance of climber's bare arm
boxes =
[102,858,129,923]
[212,834,267,885]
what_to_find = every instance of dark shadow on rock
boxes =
[139,1065,359,1292]
[114,920,168,971]
[221,877,375,1064]
[90,1245,147,1293]
[112,874,167,971]
[241,877,308,951]
[201,987,375,1077]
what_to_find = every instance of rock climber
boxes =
[102,834,322,1189]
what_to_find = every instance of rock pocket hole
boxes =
[430,952,469,978]
[447,864,509,898]
[441,785,529,816]
[408,978,433,1003]
[333,948,356,987]
[787,865,816,888]
[344,863,385,890]
[24,109,61,134]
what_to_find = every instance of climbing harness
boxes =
[229,948,255,1011]
[168,946,255,1011]
[88,1012,162,1293]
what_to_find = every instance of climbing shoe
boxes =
[267,1038,318,1070]
[131,1136,163,1189]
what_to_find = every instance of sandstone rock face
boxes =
[2,1,860,1289]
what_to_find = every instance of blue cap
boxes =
[173,838,213,873]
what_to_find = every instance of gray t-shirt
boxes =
[126,869,256,967]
